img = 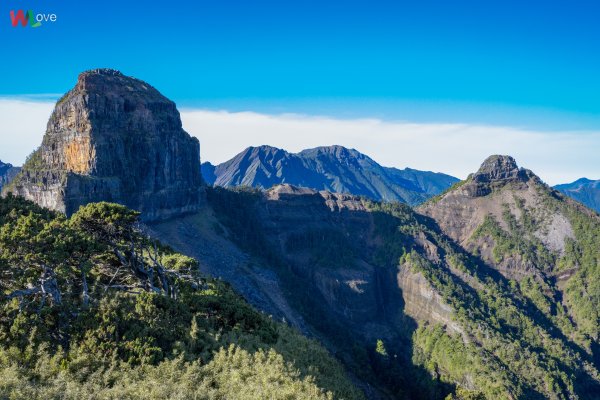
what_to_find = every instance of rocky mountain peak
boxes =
[81,68,123,77]
[568,177,594,186]
[462,155,537,197]
[245,145,283,153]
[203,145,459,204]
[242,145,289,159]
[473,155,521,182]
[300,145,363,160]
[73,69,154,100]
[555,177,600,212]
[3,70,203,221]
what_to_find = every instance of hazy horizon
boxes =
[1,96,598,186]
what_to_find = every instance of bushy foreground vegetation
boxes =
[0,195,363,400]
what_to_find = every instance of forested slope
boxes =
[0,195,362,400]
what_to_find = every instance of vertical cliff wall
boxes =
[3,69,203,221]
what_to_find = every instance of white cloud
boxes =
[0,99,53,165]
[181,109,600,185]
[0,98,598,185]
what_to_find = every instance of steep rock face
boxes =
[3,69,203,221]
[150,184,458,347]
[396,264,463,336]
[202,145,458,205]
[261,185,401,333]
[555,178,600,213]
[473,154,522,182]
[0,161,19,191]
[462,155,537,198]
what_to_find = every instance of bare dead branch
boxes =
[5,286,41,299]
[80,263,89,307]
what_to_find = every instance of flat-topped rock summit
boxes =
[3,69,203,221]
[464,155,537,197]
[473,155,522,182]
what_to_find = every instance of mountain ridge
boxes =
[555,178,600,213]
[0,160,19,191]
[201,145,459,205]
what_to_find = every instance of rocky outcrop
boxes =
[262,185,398,335]
[3,69,203,221]
[0,161,19,191]
[202,145,458,205]
[396,264,463,336]
[151,183,459,347]
[461,155,537,197]
[473,155,522,182]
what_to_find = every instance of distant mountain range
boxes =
[5,144,600,214]
[554,178,600,212]
[0,160,19,191]
[202,146,600,212]
[201,145,460,205]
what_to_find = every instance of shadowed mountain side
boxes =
[145,203,310,333]
[147,185,457,399]
[0,197,364,400]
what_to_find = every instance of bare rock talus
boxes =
[4,69,203,221]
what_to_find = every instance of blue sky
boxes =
[2,0,600,122]
[1,0,599,182]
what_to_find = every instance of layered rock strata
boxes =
[3,69,203,221]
